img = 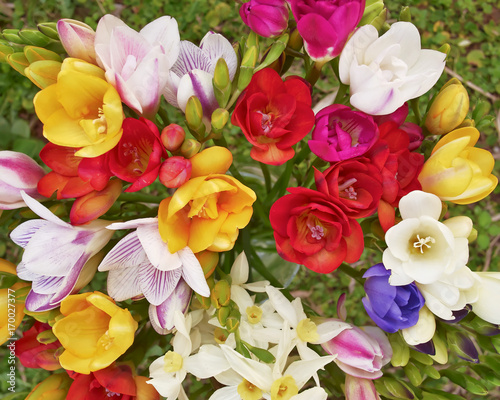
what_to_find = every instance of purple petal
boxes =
[50,253,90,304]
[172,40,211,77]
[25,290,58,312]
[138,264,182,305]
[32,275,65,294]
[150,279,192,333]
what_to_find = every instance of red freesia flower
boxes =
[368,121,424,231]
[270,187,363,273]
[67,363,159,400]
[16,321,61,371]
[109,118,166,192]
[231,68,315,165]
[315,157,383,219]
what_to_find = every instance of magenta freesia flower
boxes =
[322,323,392,379]
[0,151,46,210]
[240,0,289,38]
[309,104,379,162]
[290,0,365,62]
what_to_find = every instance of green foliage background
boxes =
[0,0,499,399]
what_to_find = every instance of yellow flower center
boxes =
[271,375,298,400]
[163,351,184,373]
[246,305,263,324]
[97,330,115,351]
[412,234,436,254]
[296,318,319,343]
[214,327,229,344]
[188,193,220,219]
[237,379,263,400]
[93,108,108,135]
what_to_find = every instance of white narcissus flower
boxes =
[10,192,113,312]
[210,344,334,400]
[98,218,209,330]
[383,190,478,321]
[95,14,180,118]
[163,31,237,125]
[148,311,229,399]
[339,22,446,115]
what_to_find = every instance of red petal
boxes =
[40,143,81,176]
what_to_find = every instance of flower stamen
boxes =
[413,234,435,253]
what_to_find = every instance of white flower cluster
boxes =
[147,252,351,400]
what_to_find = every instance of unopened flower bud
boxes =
[24,46,62,63]
[211,279,231,308]
[18,29,52,47]
[359,0,385,27]
[57,19,96,64]
[6,52,29,76]
[213,58,231,108]
[159,157,192,188]
[438,43,451,57]
[36,329,59,345]
[161,124,186,152]
[447,331,478,363]
[211,108,229,134]
[195,250,219,278]
[179,139,201,159]
[287,27,303,51]
[185,96,206,139]
[239,0,289,38]
[37,22,60,40]
[214,327,229,344]
[25,372,71,400]
[25,60,62,89]
[194,292,212,310]
[2,29,25,44]
[217,305,231,326]
[226,308,241,333]
[0,44,14,62]
[399,6,412,22]
[425,78,469,135]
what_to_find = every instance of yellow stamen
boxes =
[271,375,298,400]
[246,305,263,324]
[297,318,319,343]
[163,351,183,373]
[238,379,263,400]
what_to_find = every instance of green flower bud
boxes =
[359,0,385,26]
[217,305,231,326]
[214,327,229,344]
[255,33,288,73]
[0,44,14,63]
[18,28,52,47]
[389,333,410,367]
[381,377,415,399]
[6,52,30,76]
[211,279,231,308]
[429,333,448,364]
[2,29,25,44]
[194,292,212,310]
[399,6,411,22]
[287,27,303,51]
[25,60,62,89]
[179,138,201,159]
[404,362,423,386]
[185,96,206,140]
[211,108,229,134]
[437,43,451,57]
[213,58,231,108]
[24,46,62,63]
[37,22,60,40]
[226,308,241,333]
[36,329,59,345]
[25,372,71,400]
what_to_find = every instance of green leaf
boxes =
[466,49,485,67]
[10,118,30,137]
[477,233,490,250]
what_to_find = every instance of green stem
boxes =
[284,48,307,59]
[337,263,364,284]
[333,82,348,104]
[305,60,327,86]
[117,192,166,203]
[411,98,422,125]
[260,163,272,193]
[157,107,170,126]
[225,89,242,110]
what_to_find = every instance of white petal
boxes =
[99,231,147,271]
[401,306,436,346]
[471,272,500,324]
[220,345,273,390]
[383,250,413,286]
[139,264,182,305]
[106,217,158,230]
[140,16,180,69]
[284,356,336,389]
[200,32,237,79]
[107,266,143,302]
[291,387,328,400]
[178,248,210,297]
[10,219,48,248]
[443,216,473,239]
[16,262,40,281]
[339,25,378,84]
[399,190,442,220]
[231,285,255,312]
[266,286,298,327]
[314,320,351,344]
[209,386,240,400]
[20,191,69,226]
[137,223,183,271]
[184,345,229,379]
[230,252,249,285]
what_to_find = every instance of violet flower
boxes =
[362,263,425,333]
[309,104,379,162]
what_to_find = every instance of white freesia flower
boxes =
[95,14,180,118]
[339,21,446,115]
[148,311,229,399]
[10,191,113,312]
[401,306,436,346]
[469,272,500,324]
[383,190,478,320]
[210,344,334,400]
[99,217,209,305]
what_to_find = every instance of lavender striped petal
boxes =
[138,264,182,306]
[50,253,90,304]
[172,40,211,76]
[178,248,210,297]
[99,231,147,271]
[107,265,144,302]
[200,32,238,79]
[16,262,40,282]
[154,279,192,331]
[20,191,70,227]
[32,275,65,294]
[137,223,182,271]
[10,219,48,248]
[25,290,58,312]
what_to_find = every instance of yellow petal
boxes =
[0,258,17,275]
[188,210,229,253]
[57,348,93,374]
[87,292,120,317]
[43,108,92,147]
[34,84,62,123]
[420,158,472,197]
[59,292,93,315]
[159,197,191,253]
[431,127,479,154]
[167,177,206,216]
[62,58,106,79]
[74,128,123,157]
[190,146,233,178]
[103,87,125,135]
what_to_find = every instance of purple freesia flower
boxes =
[362,263,425,333]
[239,0,289,38]
[290,0,365,62]
[309,104,379,162]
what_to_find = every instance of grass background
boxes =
[1,0,500,398]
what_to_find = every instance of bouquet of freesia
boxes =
[1,0,499,399]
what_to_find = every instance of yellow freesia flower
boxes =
[34,58,123,158]
[0,258,30,345]
[418,127,498,204]
[52,291,138,374]
[158,146,256,254]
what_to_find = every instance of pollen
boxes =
[238,379,263,400]
[246,305,263,324]
[296,318,319,343]
[270,375,298,400]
